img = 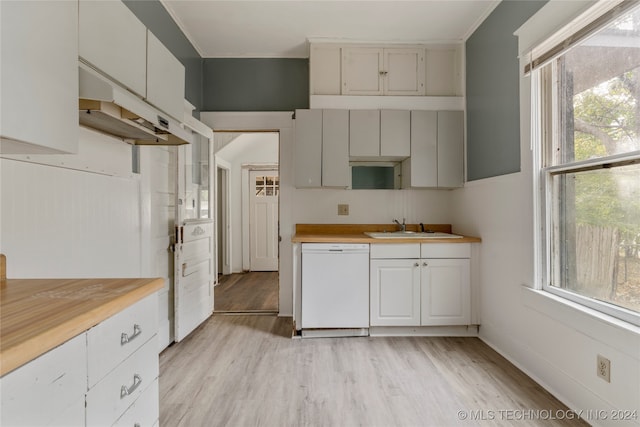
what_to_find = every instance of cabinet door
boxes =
[437,111,464,188]
[146,31,185,121]
[310,45,342,95]
[370,259,421,326]
[79,0,147,97]
[421,259,470,325]
[380,110,410,158]
[0,333,86,426]
[405,111,437,187]
[342,48,384,95]
[384,48,425,96]
[425,47,461,96]
[1,0,78,154]
[294,109,322,188]
[349,110,380,158]
[322,109,350,187]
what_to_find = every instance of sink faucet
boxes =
[393,218,406,232]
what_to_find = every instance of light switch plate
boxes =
[338,204,349,215]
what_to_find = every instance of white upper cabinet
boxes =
[146,31,186,121]
[310,45,342,95]
[342,48,384,95]
[79,0,147,98]
[403,110,463,189]
[294,109,323,188]
[437,111,464,188]
[425,46,463,96]
[403,111,438,188]
[0,0,79,154]
[349,110,380,158]
[383,48,425,96]
[322,110,350,188]
[342,47,424,96]
[380,110,410,158]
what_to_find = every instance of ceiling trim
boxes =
[462,0,502,41]
[159,0,205,58]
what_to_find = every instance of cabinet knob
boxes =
[414,262,419,267]
[423,262,428,267]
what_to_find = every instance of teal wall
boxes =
[465,0,547,181]
[202,59,309,111]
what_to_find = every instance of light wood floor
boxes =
[159,315,587,427]
[214,272,278,313]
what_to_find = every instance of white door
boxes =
[174,140,214,342]
[249,170,279,271]
[420,258,470,325]
[370,259,421,326]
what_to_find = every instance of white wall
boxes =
[216,133,279,273]
[450,11,640,421]
[0,128,143,278]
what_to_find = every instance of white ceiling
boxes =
[160,1,500,58]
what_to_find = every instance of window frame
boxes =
[534,51,640,327]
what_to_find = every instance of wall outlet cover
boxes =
[597,355,611,383]
[338,204,349,215]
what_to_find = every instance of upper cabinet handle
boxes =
[121,324,142,345]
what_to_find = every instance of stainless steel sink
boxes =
[364,231,463,239]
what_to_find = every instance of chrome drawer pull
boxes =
[120,374,142,399]
[121,324,142,345]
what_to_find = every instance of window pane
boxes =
[555,7,640,164]
[550,163,640,313]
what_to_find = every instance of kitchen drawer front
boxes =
[87,293,158,387]
[421,243,470,259]
[0,333,87,427]
[370,243,420,259]
[113,377,159,427]
[86,335,158,426]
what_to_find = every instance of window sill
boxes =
[521,286,640,357]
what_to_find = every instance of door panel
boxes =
[250,170,279,271]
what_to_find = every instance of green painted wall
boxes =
[466,0,547,181]
[202,58,309,111]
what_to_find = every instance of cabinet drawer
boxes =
[0,333,86,426]
[370,244,420,259]
[87,293,158,387]
[86,335,158,426]
[421,243,470,259]
[113,377,159,427]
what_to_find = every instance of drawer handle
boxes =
[121,324,142,345]
[120,374,142,399]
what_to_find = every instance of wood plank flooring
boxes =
[159,315,587,426]
[214,272,278,313]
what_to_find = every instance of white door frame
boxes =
[201,112,294,317]
[215,157,232,275]
[242,164,279,271]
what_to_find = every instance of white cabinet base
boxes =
[369,325,479,337]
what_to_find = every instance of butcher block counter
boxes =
[0,276,163,377]
[292,224,481,243]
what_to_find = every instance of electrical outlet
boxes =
[597,355,611,382]
[338,204,349,216]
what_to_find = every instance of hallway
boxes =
[214,272,278,313]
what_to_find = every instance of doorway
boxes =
[214,132,279,313]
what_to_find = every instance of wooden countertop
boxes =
[0,277,163,377]
[291,224,481,244]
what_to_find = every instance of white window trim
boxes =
[528,12,640,327]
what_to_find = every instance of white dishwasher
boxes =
[301,243,370,337]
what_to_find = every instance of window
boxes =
[536,4,640,325]
[255,175,279,197]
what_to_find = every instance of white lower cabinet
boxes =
[420,258,470,325]
[0,294,159,426]
[370,258,421,326]
[0,333,87,427]
[370,243,471,327]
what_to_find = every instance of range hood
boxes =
[78,64,192,145]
